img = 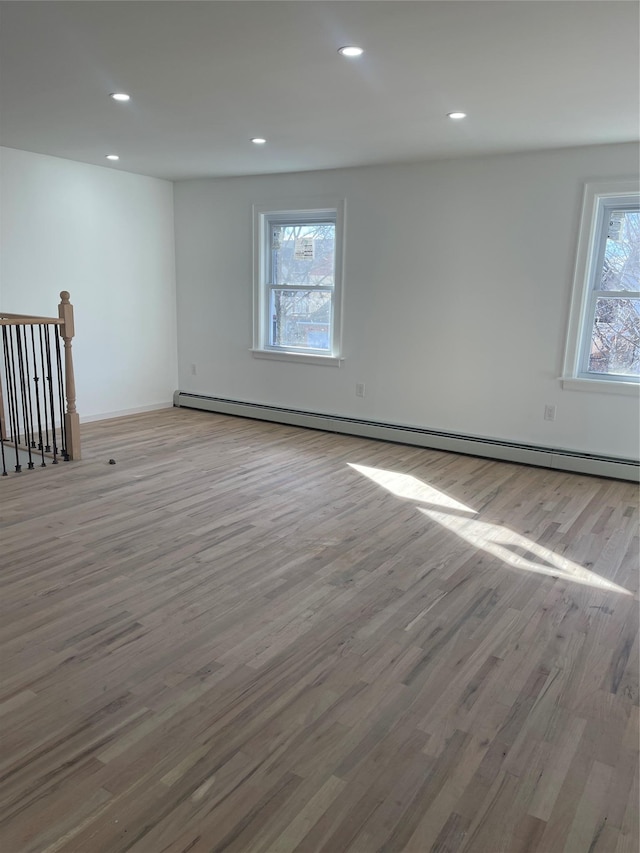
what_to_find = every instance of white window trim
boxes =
[561,179,639,395]
[249,348,344,367]
[252,198,345,365]
[560,376,639,396]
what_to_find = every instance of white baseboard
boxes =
[81,402,173,423]
[174,392,639,483]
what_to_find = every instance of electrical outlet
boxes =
[355,383,365,398]
[190,363,197,376]
[544,404,556,422]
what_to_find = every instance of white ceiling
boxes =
[1,1,638,181]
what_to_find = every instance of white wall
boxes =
[174,143,640,460]
[0,147,177,420]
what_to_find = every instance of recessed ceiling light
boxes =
[250,137,267,145]
[447,112,467,120]
[110,93,130,102]
[106,154,120,161]
[338,46,364,58]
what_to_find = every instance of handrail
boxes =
[0,291,81,471]
[1,317,64,325]
[1,310,62,320]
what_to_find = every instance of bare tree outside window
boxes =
[269,222,335,351]
[589,210,640,377]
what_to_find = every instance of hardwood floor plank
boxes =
[0,408,637,852]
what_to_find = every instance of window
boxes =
[253,200,344,365]
[563,181,640,392]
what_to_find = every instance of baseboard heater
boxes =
[174,392,639,483]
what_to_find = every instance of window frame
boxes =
[252,199,345,366]
[562,180,640,395]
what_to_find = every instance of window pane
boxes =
[271,223,335,286]
[600,209,640,292]
[588,297,640,376]
[269,289,332,351]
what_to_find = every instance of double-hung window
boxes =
[563,181,639,392]
[253,200,344,365]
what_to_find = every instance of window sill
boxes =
[560,377,639,396]
[251,349,343,367]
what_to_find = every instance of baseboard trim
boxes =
[81,402,174,424]
[174,392,639,483]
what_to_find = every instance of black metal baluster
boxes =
[0,326,7,476]
[0,408,6,475]
[20,325,37,451]
[2,327,15,445]
[54,326,68,461]
[2,326,22,472]
[30,325,46,466]
[15,325,34,469]
[44,325,59,464]
[38,324,52,453]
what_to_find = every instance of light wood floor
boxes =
[1,408,638,853]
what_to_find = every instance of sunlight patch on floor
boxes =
[348,463,476,513]
[420,508,631,594]
[349,462,631,595]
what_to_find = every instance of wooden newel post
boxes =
[58,291,81,460]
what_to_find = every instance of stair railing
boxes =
[0,291,81,475]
